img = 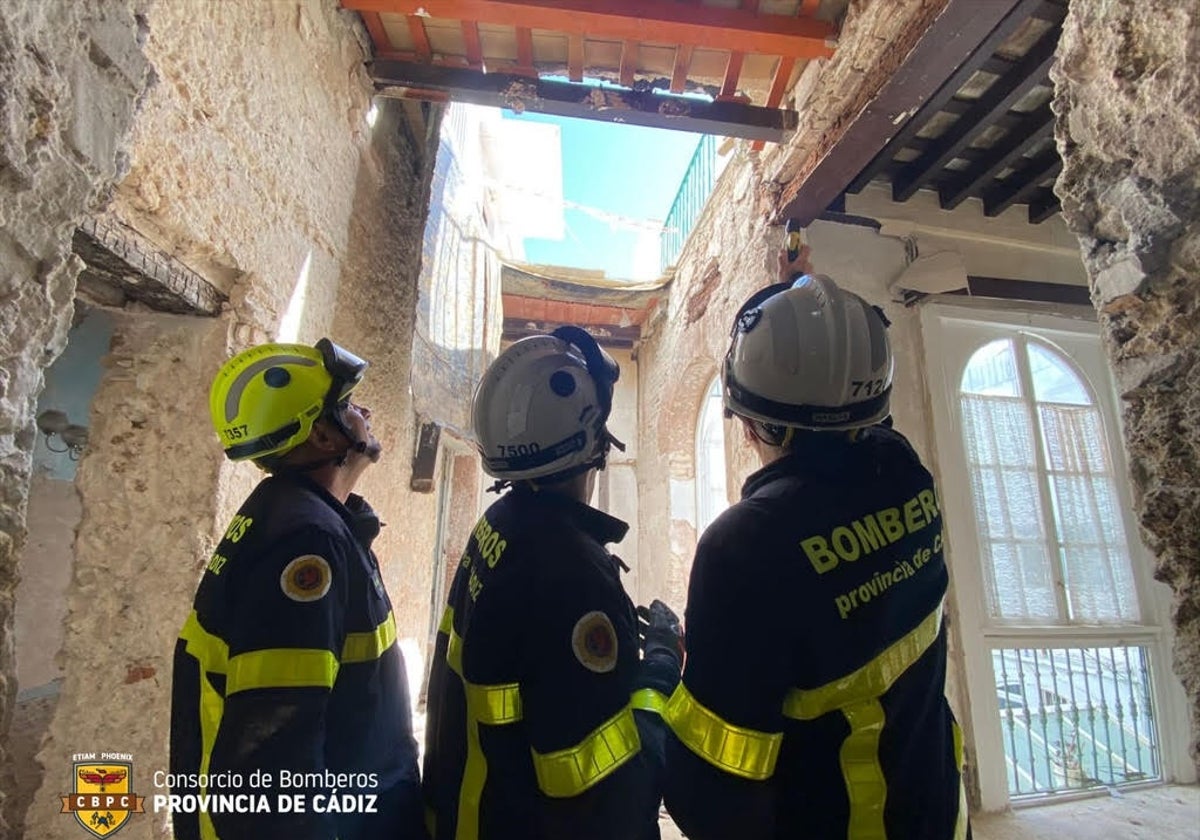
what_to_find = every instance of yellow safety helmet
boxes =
[209,338,368,463]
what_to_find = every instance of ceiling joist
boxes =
[342,0,836,59]
[938,102,1054,210]
[777,0,1036,225]
[371,59,797,141]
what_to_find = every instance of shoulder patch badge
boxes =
[571,611,618,674]
[280,555,332,602]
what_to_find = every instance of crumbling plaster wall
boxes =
[0,0,151,833]
[15,3,442,838]
[1052,0,1200,770]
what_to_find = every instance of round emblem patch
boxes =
[571,611,618,674]
[280,555,332,602]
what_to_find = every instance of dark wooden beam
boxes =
[343,0,836,58]
[939,102,1055,209]
[1027,187,1061,223]
[845,0,1045,196]
[372,60,797,141]
[982,149,1062,216]
[891,24,1059,202]
[778,0,1035,225]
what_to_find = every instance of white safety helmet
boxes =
[722,274,893,431]
[472,326,624,482]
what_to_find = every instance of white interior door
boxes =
[921,300,1193,810]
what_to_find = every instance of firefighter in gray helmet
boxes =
[663,250,970,840]
[423,326,683,839]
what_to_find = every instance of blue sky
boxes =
[501,110,702,280]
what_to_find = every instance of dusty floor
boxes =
[658,784,1199,839]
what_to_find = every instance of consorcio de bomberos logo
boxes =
[59,752,145,838]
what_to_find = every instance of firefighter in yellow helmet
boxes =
[170,338,426,840]
[662,247,969,839]
[422,326,683,839]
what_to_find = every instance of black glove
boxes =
[635,600,683,696]
[637,600,684,663]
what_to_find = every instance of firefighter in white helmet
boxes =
[662,247,969,839]
[422,326,683,839]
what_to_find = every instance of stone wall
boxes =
[0,1,151,834]
[1052,0,1200,770]
[7,2,442,837]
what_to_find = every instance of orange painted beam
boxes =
[670,44,693,93]
[342,0,836,58]
[800,0,821,16]
[619,41,638,87]
[462,20,483,67]
[568,33,584,82]
[407,15,431,62]
[363,12,392,51]
[719,51,745,99]
[752,55,796,150]
[764,55,796,109]
[516,26,534,69]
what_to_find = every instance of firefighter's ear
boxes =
[308,416,342,453]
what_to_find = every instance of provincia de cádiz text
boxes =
[152,768,381,815]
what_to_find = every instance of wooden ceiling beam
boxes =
[845,0,1046,195]
[461,20,483,68]
[670,44,694,93]
[777,0,1035,225]
[371,59,797,141]
[751,56,796,151]
[1027,187,1061,223]
[362,13,392,52]
[938,102,1055,209]
[620,41,638,87]
[406,15,431,62]
[982,149,1061,216]
[719,52,746,100]
[891,23,1059,202]
[799,0,821,15]
[343,0,836,58]
[568,33,584,82]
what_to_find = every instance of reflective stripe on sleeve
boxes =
[226,648,339,694]
[630,687,668,715]
[466,681,523,725]
[532,704,642,798]
[341,611,397,663]
[663,682,782,781]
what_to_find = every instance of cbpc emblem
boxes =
[60,756,144,837]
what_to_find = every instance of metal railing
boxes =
[661,135,718,271]
[991,646,1161,797]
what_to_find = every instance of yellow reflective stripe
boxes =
[841,699,887,840]
[341,612,397,663]
[952,720,968,840]
[457,715,486,840]
[663,682,782,781]
[226,648,339,694]
[630,688,668,715]
[466,681,523,725]
[438,605,453,634]
[532,704,641,798]
[782,605,943,720]
[179,612,227,840]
